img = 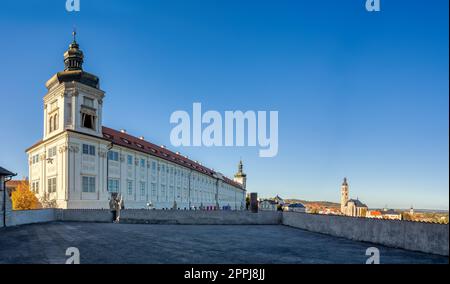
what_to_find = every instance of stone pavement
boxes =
[0,222,447,264]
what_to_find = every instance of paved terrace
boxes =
[0,222,447,264]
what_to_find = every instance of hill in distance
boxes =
[284,199,340,208]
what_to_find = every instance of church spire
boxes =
[233,159,247,189]
[64,29,84,71]
[236,160,246,177]
[342,177,348,186]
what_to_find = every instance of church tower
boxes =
[340,177,349,213]
[234,160,247,189]
[43,31,105,141]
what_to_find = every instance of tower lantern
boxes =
[63,30,84,71]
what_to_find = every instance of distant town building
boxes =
[366,210,383,219]
[380,208,402,220]
[344,199,368,217]
[259,199,278,211]
[285,203,306,213]
[366,209,402,220]
[318,208,340,215]
[409,206,414,215]
[340,178,368,217]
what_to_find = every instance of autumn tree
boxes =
[11,180,41,210]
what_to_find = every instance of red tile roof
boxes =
[102,127,244,189]
[25,127,244,190]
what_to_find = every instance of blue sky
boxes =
[0,0,448,209]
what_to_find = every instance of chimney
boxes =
[120,129,126,133]
[139,136,145,140]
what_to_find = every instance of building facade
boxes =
[26,35,246,210]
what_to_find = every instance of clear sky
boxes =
[0,0,448,209]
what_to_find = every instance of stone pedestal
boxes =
[250,192,258,213]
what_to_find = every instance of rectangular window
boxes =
[47,177,57,193]
[83,97,94,108]
[48,146,57,158]
[161,185,166,201]
[169,185,174,199]
[127,180,133,195]
[82,176,96,193]
[108,151,119,161]
[127,155,133,165]
[151,183,157,197]
[151,161,157,174]
[82,144,96,156]
[140,182,146,197]
[140,159,146,168]
[108,178,120,193]
[32,155,39,164]
[31,181,40,194]
[35,181,40,194]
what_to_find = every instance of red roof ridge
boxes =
[102,126,244,189]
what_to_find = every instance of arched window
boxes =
[54,114,58,130]
[49,116,53,132]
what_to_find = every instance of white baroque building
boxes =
[26,34,246,210]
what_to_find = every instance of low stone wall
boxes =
[120,210,282,225]
[4,209,113,226]
[9,209,57,226]
[282,212,449,256]
[56,209,113,223]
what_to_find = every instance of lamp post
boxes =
[1,169,16,228]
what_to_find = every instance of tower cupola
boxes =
[63,30,84,71]
[234,160,247,189]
